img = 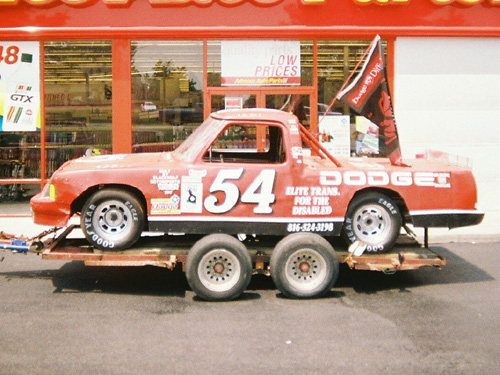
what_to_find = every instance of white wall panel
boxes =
[395,37,500,241]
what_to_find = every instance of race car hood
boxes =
[58,152,174,173]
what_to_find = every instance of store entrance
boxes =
[207,88,314,129]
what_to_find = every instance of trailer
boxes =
[18,225,445,301]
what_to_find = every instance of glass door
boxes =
[265,94,311,128]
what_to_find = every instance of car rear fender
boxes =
[346,187,409,223]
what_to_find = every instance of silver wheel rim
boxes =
[284,248,327,292]
[198,249,241,292]
[92,200,134,239]
[352,204,391,244]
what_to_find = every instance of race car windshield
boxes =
[174,118,224,162]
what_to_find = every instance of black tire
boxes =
[343,192,402,253]
[270,233,339,299]
[185,234,253,301]
[80,189,145,251]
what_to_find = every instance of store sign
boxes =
[303,0,500,4]
[0,0,283,6]
[221,41,300,87]
[1,0,498,6]
[0,42,40,132]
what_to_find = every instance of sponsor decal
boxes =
[286,185,339,216]
[179,169,206,213]
[291,146,303,160]
[150,169,180,195]
[151,196,180,215]
[319,170,451,188]
[181,182,203,213]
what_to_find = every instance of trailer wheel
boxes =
[344,192,402,253]
[186,234,252,301]
[81,189,145,251]
[270,233,339,299]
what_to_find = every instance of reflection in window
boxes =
[204,123,285,164]
[44,41,112,177]
[131,41,204,153]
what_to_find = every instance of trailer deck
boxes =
[39,225,446,273]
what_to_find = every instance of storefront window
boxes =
[131,41,204,153]
[317,40,387,156]
[44,41,112,176]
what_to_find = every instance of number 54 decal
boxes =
[204,169,276,214]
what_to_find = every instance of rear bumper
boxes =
[410,210,485,229]
[30,193,72,227]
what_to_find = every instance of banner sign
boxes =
[0,41,40,132]
[221,40,301,87]
[337,35,407,166]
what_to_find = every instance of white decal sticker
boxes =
[188,169,207,179]
[291,146,302,159]
[181,183,203,213]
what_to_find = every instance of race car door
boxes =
[197,120,298,235]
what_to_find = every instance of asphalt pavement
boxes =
[1,239,500,375]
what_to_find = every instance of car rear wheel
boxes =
[270,233,339,299]
[80,189,145,251]
[344,192,402,253]
[186,234,253,301]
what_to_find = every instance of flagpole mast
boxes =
[318,36,380,126]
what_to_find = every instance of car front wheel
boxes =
[80,189,145,251]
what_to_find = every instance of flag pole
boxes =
[318,36,380,126]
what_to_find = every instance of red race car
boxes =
[31,109,483,253]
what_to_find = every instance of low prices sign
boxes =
[221,40,301,86]
[0,41,40,132]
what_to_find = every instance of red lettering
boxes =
[0,0,283,7]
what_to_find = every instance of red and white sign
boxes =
[225,96,243,109]
[221,40,301,86]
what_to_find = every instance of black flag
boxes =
[337,35,407,166]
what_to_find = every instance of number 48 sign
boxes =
[0,41,40,132]
[0,45,21,65]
